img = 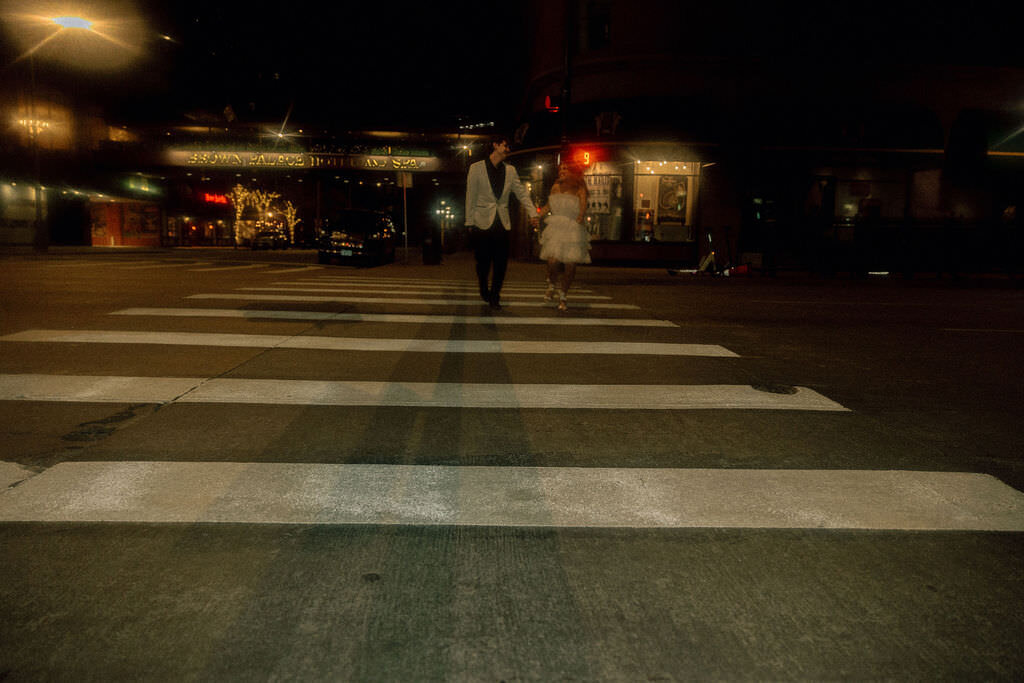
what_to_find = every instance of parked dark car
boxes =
[251,228,289,250]
[317,210,397,266]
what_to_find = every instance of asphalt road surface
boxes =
[1,248,1022,680]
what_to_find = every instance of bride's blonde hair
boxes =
[556,163,586,194]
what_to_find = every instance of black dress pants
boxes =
[472,224,510,302]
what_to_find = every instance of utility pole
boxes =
[560,0,575,157]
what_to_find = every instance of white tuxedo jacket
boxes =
[464,159,537,231]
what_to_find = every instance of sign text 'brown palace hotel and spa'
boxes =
[164,148,442,172]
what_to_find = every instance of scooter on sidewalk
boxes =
[668,228,748,276]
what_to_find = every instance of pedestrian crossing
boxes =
[3,266,1023,531]
[237,286,614,300]
[0,330,738,357]
[109,307,678,327]
[185,293,640,308]
[120,262,213,270]
[3,462,1022,530]
[0,374,843,409]
[34,258,326,275]
[188,263,270,272]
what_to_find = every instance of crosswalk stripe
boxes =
[43,260,159,267]
[0,374,204,403]
[309,277,594,291]
[274,280,592,292]
[1,463,1019,530]
[260,266,325,274]
[943,328,1024,334]
[309,276,520,285]
[752,299,933,307]
[187,293,640,309]
[0,374,848,410]
[119,262,212,270]
[0,329,735,356]
[188,264,269,272]
[110,308,679,327]
[238,286,612,300]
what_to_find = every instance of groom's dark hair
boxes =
[488,134,510,151]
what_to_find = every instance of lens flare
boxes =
[1,1,146,72]
[52,16,92,29]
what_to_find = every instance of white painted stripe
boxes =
[0,375,847,410]
[188,264,269,272]
[0,374,203,403]
[44,260,158,267]
[111,308,679,328]
[0,329,735,357]
[260,266,324,274]
[752,299,932,307]
[180,380,846,410]
[187,293,640,310]
[279,280,589,292]
[120,262,211,270]
[239,286,611,300]
[310,276,508,285]
[943,328,1024,334]
[0,461,34,489]
[2,463,1020,530]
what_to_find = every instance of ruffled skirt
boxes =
[539,216,591,264]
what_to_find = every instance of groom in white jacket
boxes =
[464,136,539,309]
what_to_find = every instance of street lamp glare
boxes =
[52,16,93,30]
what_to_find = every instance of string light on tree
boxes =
[226,184,295,246]
[282,201,299,243]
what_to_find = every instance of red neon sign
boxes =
[203,193,229,205]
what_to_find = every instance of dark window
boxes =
[581,0,611,52]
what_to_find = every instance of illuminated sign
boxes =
[203,193,229,204]
[186,151,307,167]
[368,146,431,157]
[570,148,601,166]
[165,150,440,172]
[352,155,436,171]
[308,155,346,169]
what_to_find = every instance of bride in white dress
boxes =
[538,163,589,311]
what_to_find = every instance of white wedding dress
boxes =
[539,193,591,264]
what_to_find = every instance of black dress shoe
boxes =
[488,295,502,310]
[480,289,490,303]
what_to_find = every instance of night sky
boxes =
[1,1,1021,133]
[0,0,528,131]
[141,1,529,130]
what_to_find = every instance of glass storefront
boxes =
[630,160,700,243]
[582,161,624,240]
[516,144,707,262]
[164,216,234,246]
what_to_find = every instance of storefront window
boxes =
[633,161,699,242]
[583,161,624,240]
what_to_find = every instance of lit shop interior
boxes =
[518,145,705,261]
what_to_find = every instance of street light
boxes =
[4,9,141,251]
[52,16,93,30]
